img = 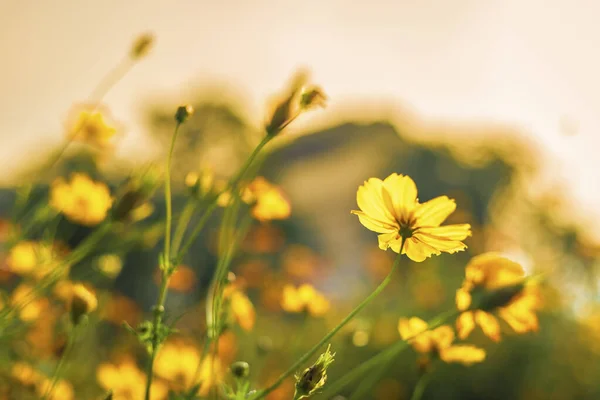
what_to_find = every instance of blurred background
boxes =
[1,1,600,399]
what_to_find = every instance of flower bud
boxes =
[294,345,335,399]
[230,361,250,379]
[70,284,97,325]
[112,166,160,222]
[130,33,155,60]
[175,105,194,124]
[477,282,525,312]
[300,86,327,110]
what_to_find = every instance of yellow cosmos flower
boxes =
[50,173,113,226]
[223,284,256,331]
[281,284,330,317]
[195,355,224,397]
[10,284,49,321]
[155,341,200,391]
[455,253,541,342]
[37,378,75,400]
[97,358,167,400]
[398,317,485,365]
[248,177,291,222]
[351,173,471,262]
[6,241,37,275]
[69,109,117,148]
[70,283,98,324]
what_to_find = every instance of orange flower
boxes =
[455,253,541,342]
[224,285,256,331]
[398,317,485,365]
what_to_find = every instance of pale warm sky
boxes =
[1,0,600,226]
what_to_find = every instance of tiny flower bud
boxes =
[175,105,194,124]
[70,284,97,325]
[230,361,250,379]
[294,345,335,399]
[300,86,327,110]
[130,33,155,59]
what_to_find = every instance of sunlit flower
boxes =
[68,109,117,148]
[281,284,330,317]
[97,358,167,400]
[224,285,256,331]
[50,173,113,226]
[398,317,485,365]
[6,241,37,274]
[195,355,224,396]
[155,341,200,391]
[248,177,291,222]
[185,166,215,198]
[11,362,42,388]
[6,241,66,279]
[37,378,75,400]
[98,254,123,279]
[455,253,541,342]
[351,173,471,262]
[10,284,49,322]
[70,283,98,324]
[153,265,197,292]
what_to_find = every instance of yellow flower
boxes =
[97,358,167,400]
[6,241,37,274]
[69,109,117,148]
[281,284,330,317]
[155,341,200,391]
[248,177,291,222]
[11,362,42,387]
[351,173,471,262]
[223,284,255,331]
[50,173,113,226]
[70,283,98,324]
[398,317,485,365]
[10,284,49,321]
[455,253,541,342]
[37,378,75,400]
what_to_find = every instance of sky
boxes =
[1,0,599,228]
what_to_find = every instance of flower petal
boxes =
[417,225,472,241]
[456,311,475,339]
[414,196,456,227]
[431,325,455,349]
[440,345,486,365]
[382,174,418,221]
[402,237,432,262]
[352,211,397,234]
[475,311,501,342]
[356,178,396,223]
[455,287,472,311]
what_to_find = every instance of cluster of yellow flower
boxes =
[354,173,541,368]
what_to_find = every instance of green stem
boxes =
[316,308,458,399]
[251,240,407,400]
[43,324,80,399]
[171,200,197,258]
[143,120,182,400]
[410,372,433,400]
[175,134,271,263]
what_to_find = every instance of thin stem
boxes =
[316,308,458,399]
[175,134,271,263]
[171,200,197,257]
[251,239,407,400]
[43,324,80,399]
[410,372,433,400]
[143,120,182,400]
[163,123,182,265]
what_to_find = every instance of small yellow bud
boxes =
[130,33,155,59]
[70,284,97,325]
[175,105,194,124]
